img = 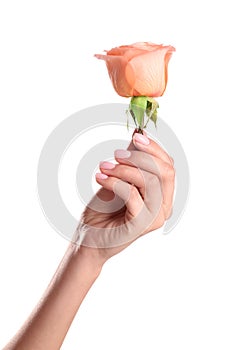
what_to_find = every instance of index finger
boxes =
[132,131,173,165]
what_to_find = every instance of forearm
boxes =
[4,244,103,350]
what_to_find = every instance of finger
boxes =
[95,173,144,218]
[99,162,152,199]
[99,162,163,220]
[126,139,137,151]
[114,150,173,179]
[114,150,175,218]
[133,132,173,165]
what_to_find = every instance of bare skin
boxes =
[3,132,175,350]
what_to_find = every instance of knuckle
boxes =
[163,162,175,180]
[116,164,131,178]
[130,184,138,198]
[163,204,173,220]
[129,185,141,204]
[156,211,166,229]
[149,174,160,186]
[166,207,173,219]
[169,156,174,165]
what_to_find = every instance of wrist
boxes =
[70,243,105,277]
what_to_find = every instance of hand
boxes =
[2,132,175,350]
[75,132,175,265]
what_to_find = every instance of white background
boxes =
[0,0,227,349]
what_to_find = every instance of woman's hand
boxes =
[3,132,175,350]
[75,132,175,264]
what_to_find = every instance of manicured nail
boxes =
[133,133,150,145]
[96,173,108,180]
[99,161,116,170]
[114,149,131,158]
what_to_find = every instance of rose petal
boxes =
[95,43,175,98]
[95,54,134,96]
[128,46,174,96]
[107,46,146,59]
[131,42,162,52]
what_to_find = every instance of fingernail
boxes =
[133,133,150,145]
[99,161,115,170]
[96,173,108,180]
[114,149,131,158]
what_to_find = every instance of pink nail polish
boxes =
[96,173,108,180]
[99,161,115,170]
[114,149,131,158]
[134,133,150,145]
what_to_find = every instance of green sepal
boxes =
[130,96,147,129]
[145,97,159,128]
[127,96,159,131]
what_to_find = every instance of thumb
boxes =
[127,129,142,151]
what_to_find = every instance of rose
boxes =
[95,42,175,131]
[95,42,175,97]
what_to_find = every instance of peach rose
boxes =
[95,42,175,97]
